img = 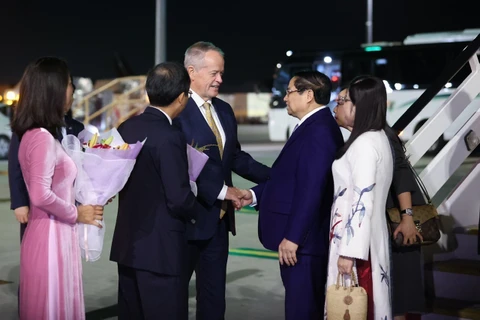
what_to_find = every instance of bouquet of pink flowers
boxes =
[62,128,145,262]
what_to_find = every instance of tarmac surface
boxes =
[0,124,476,319]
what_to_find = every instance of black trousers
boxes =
[20,222,27,242]
[18,223,27,315]
[118,264,188,320]
[187,219,229,320]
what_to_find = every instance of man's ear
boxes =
[187,66,195,77]
[177,92,186,104]
[306,89,314,103]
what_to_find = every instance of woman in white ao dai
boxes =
[325,76,394,320]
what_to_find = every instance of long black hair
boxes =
[336,76,387,159]
[11,57,69,139]
[343,75,405,153]
[65,74,76,120]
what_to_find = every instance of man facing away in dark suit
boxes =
[110,61,204,320]
[173,41,270,320]
[8,76,84,242]
[240,71,345,320]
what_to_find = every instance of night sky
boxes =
[1,0,478,91]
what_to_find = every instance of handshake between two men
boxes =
[225,187,254,210]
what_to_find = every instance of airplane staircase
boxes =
[71,75,148,132]
[392,32,480,320]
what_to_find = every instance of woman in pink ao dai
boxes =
[12,57,103,320]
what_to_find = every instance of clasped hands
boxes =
[225,187,253,210]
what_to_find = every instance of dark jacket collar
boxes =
[144,106,172,124]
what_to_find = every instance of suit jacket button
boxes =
[190,219,196,224]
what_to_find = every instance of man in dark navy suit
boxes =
[8,77,84,241]
[241,71,344,319]
[174,41,270,320]
[110,61,204,320]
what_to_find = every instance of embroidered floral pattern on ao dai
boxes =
[325,131,394,320]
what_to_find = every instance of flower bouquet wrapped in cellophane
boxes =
[62,128,145,262]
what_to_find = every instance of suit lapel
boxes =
[184,100,223,161]
[64,116,75,135]
[211,98,230,135]
[211,99,231,163]
[274,108,331,166]
[187,100,216,140]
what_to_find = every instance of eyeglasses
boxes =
[285,88,303,96]
[187,90,193,98]
[335,95,351,105]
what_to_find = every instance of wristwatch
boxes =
[400,208,413,216]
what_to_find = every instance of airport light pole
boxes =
[155,0,167,65]
[366,0,373,43]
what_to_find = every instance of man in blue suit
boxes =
[110,62,204,320]
[8,78,84,242]
[241,71,344,319]
[174,41,270,320]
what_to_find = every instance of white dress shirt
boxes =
[296,105,328,128]
[150,106,173,125]
[61,127,67,140]
[190,90,228,200]
[249,105,328,206]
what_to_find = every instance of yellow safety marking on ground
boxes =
[0,171,8,176]
[228,247,278,260]
[237,206,257,214]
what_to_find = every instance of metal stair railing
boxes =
[391,33,480,199]
[72,75,148,130]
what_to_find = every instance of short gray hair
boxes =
[184,41,224,69]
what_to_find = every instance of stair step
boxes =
[453,233,480,261]
[429,259,480,276]
[465,228,479,236]
[423,314,475,320]
[430,225,480,261]
[424,259,480,302]
[453,225,479,236]
[425,297,480,319]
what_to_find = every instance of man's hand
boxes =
[394,215,423,245]
[278,238,298,266]
[225,186,242,209]
[237,189,253,208]
[14,206,29,224]
[337,256,354,275]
